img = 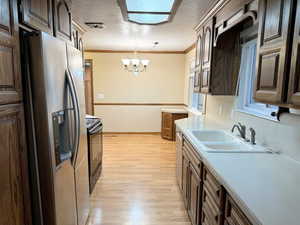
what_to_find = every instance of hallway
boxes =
[87,134,191,225]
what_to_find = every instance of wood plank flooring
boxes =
[87,134,191,225]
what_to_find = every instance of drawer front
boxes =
[225,195,252,225]
[202,185,222,225]
[183,146,202,176]
[203,166,223,206]
[183,137,202,176]
[202,205,218,225]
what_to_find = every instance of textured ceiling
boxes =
[72,0,218,51]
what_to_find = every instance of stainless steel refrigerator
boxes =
[28,32,89,225]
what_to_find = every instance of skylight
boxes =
[126,0,175,12]
[128,14,169,25]
[118,0,182,25]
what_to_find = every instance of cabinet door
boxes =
[254,0,294,104]
[195,32,202,68]
[194,70,201,93]
[161,112,173,140]
[188,164,201,225]
[71,28,78,48]
[176,132,183,189]
[53,0,72,41]
[200,19,214,93]
[288,0,300,106]
[0,0,22,104]
[0,104,31,225]
[78,34,84,52]
[21,0,53,34]
[182,152,189,209]
[225,195,252,225]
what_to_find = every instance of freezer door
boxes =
[29,32,78,225]
[67,45,90,225]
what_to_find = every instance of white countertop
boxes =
[175,116,300,225]
[161,108,188,114]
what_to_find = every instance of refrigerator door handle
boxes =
[65,69,80,165]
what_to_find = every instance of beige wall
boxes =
[84,52,186,132]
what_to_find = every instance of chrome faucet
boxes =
[249,128,256,145]
[231,122,246,140]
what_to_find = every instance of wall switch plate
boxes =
[96,93,105,99]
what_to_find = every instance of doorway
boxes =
[84,59,94,115]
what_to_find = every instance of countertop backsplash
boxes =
[202,95,300,162]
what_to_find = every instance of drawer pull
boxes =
[215,215,219,223]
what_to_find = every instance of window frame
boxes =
[187,63,206,115]
[235,39,278,121]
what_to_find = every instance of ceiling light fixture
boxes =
[117,0,182,25]
[122,52,150,76]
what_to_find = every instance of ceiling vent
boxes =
[85,22,105,29]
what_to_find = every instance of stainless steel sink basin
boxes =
[191,130,236,142]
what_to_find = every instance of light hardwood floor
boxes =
[87,134,191,225]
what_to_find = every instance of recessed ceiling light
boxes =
[117,0,182,25]
[85,22,105,29]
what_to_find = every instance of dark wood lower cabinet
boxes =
[188,164,202,225]
[0,104,31,225]
[181,137,203,225]
[182,149,190,208]
[177,134,254,225]
[161,112,188,141]
[225,195,252,225]
[176,131,183,189]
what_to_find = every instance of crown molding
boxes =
[85,43,196,55]
[84,49,186,54]
[184,43,196,54]
[72,20,86,34]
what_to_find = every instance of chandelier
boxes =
[121,53,150,76]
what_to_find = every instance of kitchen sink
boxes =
[191,130,236,142]
[204,142,267,153]
[189,130,269,153]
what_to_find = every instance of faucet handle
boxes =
[249,127,256,145]
[238,122,245,129]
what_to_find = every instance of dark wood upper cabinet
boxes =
[53,0,72,41]
[200,19,214,94]
[20,0,53,34]
[0,0,22,105]
[194,70,201,92]
[195,0,258,96]
[194,32,202,93]
[195,32,202,68]
[254,0,294,104]
[72,21,84,52]
[0,104,32,225]
[288,0,300,107]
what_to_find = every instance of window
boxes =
[117,0,182,25]
[188,71,205,114]
[235,39,278,120]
